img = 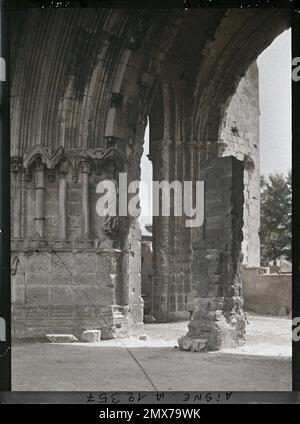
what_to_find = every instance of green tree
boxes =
[260,171,291,265]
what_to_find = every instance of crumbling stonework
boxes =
[10,7,290,346]
[186,157,246,350]
[220,62,260,267]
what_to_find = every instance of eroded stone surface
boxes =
[46,334,78,343]
[178,336,207,352]
[81,330,101,342]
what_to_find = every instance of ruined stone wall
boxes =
[220,62,260,267]
[11,251,123,339]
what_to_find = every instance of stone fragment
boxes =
[81,330,101,342]
[178,336,193,351]
[178,336,207,352]
[46,334,78,343]
[139,334,148,341]
[190,339,207,352]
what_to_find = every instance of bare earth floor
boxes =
[12,314,292,391]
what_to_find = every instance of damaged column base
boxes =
[178,298,246,351]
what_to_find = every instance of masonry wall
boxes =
[241,267,291,316]
[11,250,124,339]
[220,62,260,267]
[187,156,246,350]
[10,154,145,339]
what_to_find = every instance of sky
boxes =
[257,28,291,177]
[139,29,292,233]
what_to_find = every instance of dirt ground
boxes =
[12,314,292,391]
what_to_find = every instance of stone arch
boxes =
[192,8,291,143]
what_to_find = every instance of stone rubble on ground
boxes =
[139,334,148,341]
[178,336,207,352]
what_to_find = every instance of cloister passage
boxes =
[10,5,290,350]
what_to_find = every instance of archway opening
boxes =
[219,29,291,351]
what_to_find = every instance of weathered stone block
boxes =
[51,253,75,274]
[26,287,49,305]
[12,286,25,305]
[50,286,76,306]
[51,272,74,285]
[81,330,101,342]
[26,272,51,286]
[101,326,115,340]
[75,273,96,285]
[26,253,51,273]
[25,306,49,319]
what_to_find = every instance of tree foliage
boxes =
[259,171,291,265]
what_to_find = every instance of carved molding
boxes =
[19,145,125,181]
[23,145,64,170]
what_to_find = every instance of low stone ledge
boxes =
[46,334,78,343]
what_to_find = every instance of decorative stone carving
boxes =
[23,145,64,170]
[11,156,23,173]
[87,145,124,174]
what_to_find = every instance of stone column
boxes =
[34,160,45,238]
[149,139,172,322]
[58,164,67,240]
[81,160,90,239]
[11,157,22,239]
[181,156,246,351]
[169,141,191,321]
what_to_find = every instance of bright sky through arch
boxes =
[139,29,292,234]
[258,28,291,177]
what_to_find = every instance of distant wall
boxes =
[241,267,291,316]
